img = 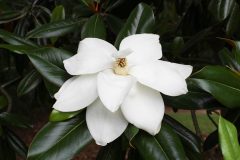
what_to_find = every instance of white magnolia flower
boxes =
[53,34,193,146]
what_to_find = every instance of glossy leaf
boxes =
[17,70,41,96]
[124,124,139,143]
[81,14,106,39]
[163,91,219,110]
[155,123,187,160]
[190,66,240,108]
[28,54,69,87]
[49,109,81,122]
[0,44,36,54]
[26,19,84,38]
[0,29,37,47]
[27,115,92,160]
[163,115,202,158]
[218,116,240,160]
[114,3,155,47]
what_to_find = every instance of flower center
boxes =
[113,58,128,75]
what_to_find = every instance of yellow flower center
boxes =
[113,58,128,75]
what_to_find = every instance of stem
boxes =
[207,111,218,128]
[190,110,203,141]
[0,76,21,112]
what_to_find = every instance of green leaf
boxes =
[27,47,73,69]
[27,115,92,160]
[233,41,240,64]
[17,70,41,96]
[28,54,69,87]
[51,5,65,22]
[190,66,240,108]
[81,14,106,39]
[0,112,31,128]
[163,91,219,110]
[218,116,240,160]
[0,96,8,110]
[132,131,169,160]
[0,29,37,47]
[26,19,85,38]
[155,123,187,160]
[124,124,139,143]
[96,139,123,160]
[49,109,81,122]
[163,115,202,158]
[114,3,155,48]
[0,44,36,54]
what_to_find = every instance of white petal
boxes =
[119,34,162,65]
[97,69,135,112]
[113,48,133,58]
[158,60,193,79]
[129,61,188,96]
[64,38,117,75]
[121,83,164,135]
[86,99,128,146]
[53,74,98,112]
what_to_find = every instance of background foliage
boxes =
[0,0,240,159]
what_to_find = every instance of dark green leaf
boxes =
[0,112,31,128]
[6,129,28,158]
[43,80,60,97]
[28,54,69,87]
[114,3,155,48]
[17,70,41,96]
[49,109,81,122]
[132,131,169,160]
[163,91,219,110]
[26,19,85,38]
[27,47,73,69]
[124,124,139,143]
[0,44,36,54]
[27,115,92,160]
[81,14,106,39]
[219,116,240,160]
[0,29,37,47]
[155,123,187,160]
[190,66,240,108]
[163,115,201,157]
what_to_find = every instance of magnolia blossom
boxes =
[53,34,192,146]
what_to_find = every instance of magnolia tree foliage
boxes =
[0,0,240,160]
